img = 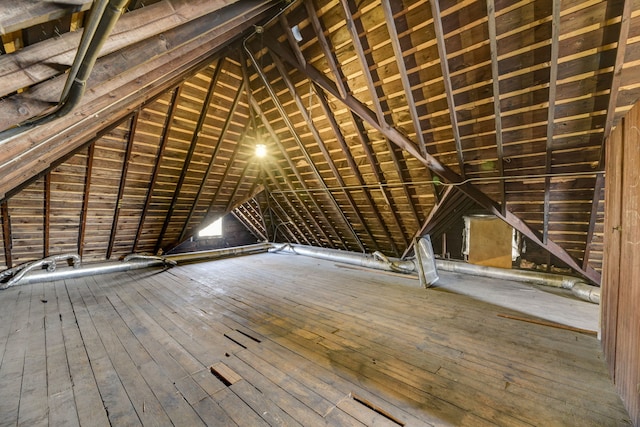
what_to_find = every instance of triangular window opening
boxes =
[199,217,223,238]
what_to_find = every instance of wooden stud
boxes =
[381,1,440,202]
[44,172,50,258]
[178,59,246,243]
[429,0,465,179]
[155,65,223,254]
[338,0,422,239]
[543,0,561,244]
[270,49,367,252]
[107,112,138,260]
[133,86,183,253]
[486,0,506,213]
[77,143,95,258]
[1,201,12,267]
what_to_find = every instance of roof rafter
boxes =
[429,0,465,179]
[155,63,223,254]
[107,111,138,260]
[77,142,95,258]
[583,0,632,270]
[1,201,11,267]
[543,0,561,244]
[486,0,506,213]
[338,0,423,234]
[266,37,601,284]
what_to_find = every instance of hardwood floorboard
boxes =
[0,253,631,426]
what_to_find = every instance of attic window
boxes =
[199,217,223,237]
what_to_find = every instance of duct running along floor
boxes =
[0,252,629,426]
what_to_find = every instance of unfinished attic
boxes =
[1,0,640,425]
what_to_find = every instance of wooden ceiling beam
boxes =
[486,0,506,213]
[429,0,465,179]
[543,0,561,244]
[250,96,341,249]
[133,86,182,253]
[270,48,369,252]
[43,172,51,258]
[178,59,246,243]
[583,0,631,270]
[231,208,267,242]
[338,0,422,237]
[247,52,353,252]
[302,10,400,254]
[1,201,12,267]
[107,112,138,260]
[266,193,309,244]
[313,87,391,254]
[266,38,601,283]
[263,169,317,246]
[77,142,95,258]
[155,64,223,254]
[0,0,275,201]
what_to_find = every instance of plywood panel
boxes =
[467,216,513,269]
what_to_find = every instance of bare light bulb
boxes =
[255,144,267,158]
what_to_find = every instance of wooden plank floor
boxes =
[0,253,631,426]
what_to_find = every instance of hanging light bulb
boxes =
[255,144,267,158]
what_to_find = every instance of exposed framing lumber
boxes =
[429,0,465,179]
[1,201,11,267]
[77,142,95,258]
[249,96,341,248]
[231,208,267,241]
[266,38,601,284]
[270,51,367,252]
[224,161,259,213]
[44,172,51,258]
[267,193,309,244]
[107,112,138,260]
[336,1,422,234]
[381,1,440,202]
[402,186,454,259]
[486,0,506,213]
[177,58,240,243]
[543,0,561,244]
[0,0,276,201]
[583,0,631,270]
[314,87,391,253]
[155,65,223,254]
[133,86,183,253]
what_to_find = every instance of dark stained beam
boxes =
[77,142,95,258]
[246,67,350,250]
[266,38,601,283]
[1,201,12,267]
[336,1,423,234]
[43,172,50,258]
[155,65,223,254]
[133,86,183,253]
[178,59,246,243]
[583,0,631,270]
[429,0,465,179]
[303,0,346,98]
[402,186,454,259]
[250,96,339,248]
[486,0,506,213]
[381,1,439,202]
[543,0,561,244]
[270,51,368,252]
[107,112,138,260]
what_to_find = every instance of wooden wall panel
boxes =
[602,101,640,426]
[7,180,44,265]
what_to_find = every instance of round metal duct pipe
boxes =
[435,259,600,304]
[269,243,416,273]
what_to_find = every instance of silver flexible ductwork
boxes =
[270,243,417,273]
[0,243,273,289]
[434,259,600,304]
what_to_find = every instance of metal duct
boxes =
[270,243,417,273]
[0,243,273,288]
[435,259,600,304]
